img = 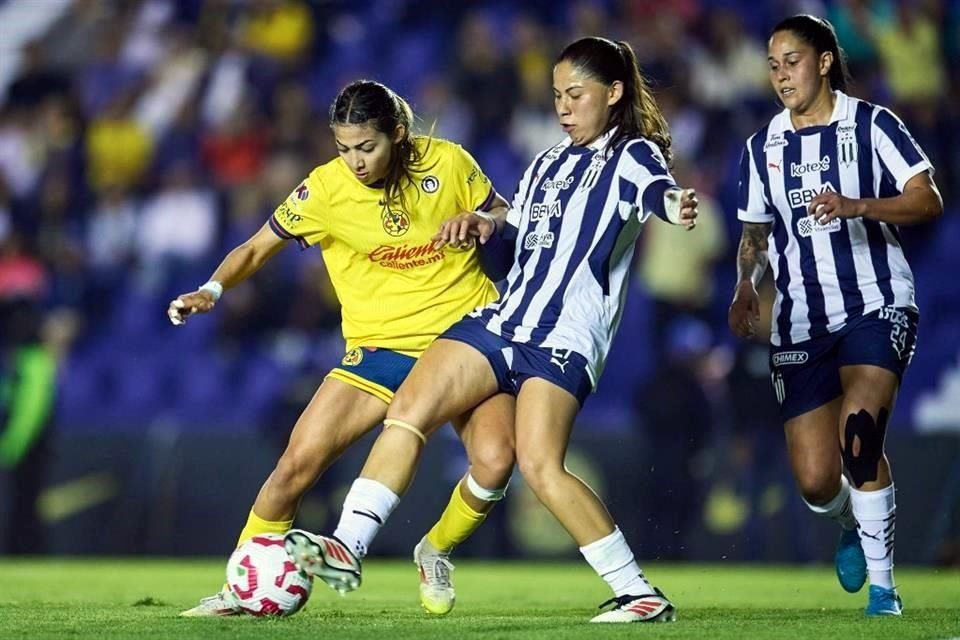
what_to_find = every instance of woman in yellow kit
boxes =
[171,80,514,617]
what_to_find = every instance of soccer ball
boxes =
[226,534,313,616]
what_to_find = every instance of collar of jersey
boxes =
[777,91,852,136]
[567,126,618,155]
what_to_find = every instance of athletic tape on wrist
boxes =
[199,280,223,302]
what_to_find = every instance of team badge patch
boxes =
[837,124,857,167]
[382,209,410,236]
[421,175,440,193]
[294,183,309,201]
[341,348,363,366]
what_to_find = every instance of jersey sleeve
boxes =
[450,143,497,213]
[619,140,677,223]
[737,139,775,223]
[506,151,545,229]
[871,107,934,192]
[268,171,325,249]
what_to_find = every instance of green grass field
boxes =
[1,559,957,639]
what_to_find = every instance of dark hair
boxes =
[329,80,425,211]
[772,15,850,92]
[556,37,672,165]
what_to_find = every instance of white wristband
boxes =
[663,188,683,224]
[199,280,223,302]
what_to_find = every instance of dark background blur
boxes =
[0,0,958,565]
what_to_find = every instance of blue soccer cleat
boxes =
[865,585,903,616]
[835,527,867,593]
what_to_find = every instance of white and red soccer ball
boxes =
[226,534,313,616]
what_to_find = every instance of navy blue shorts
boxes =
[328,347,417,404]
[769,306,919,422]
[440,316,594,406]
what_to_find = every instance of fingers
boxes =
[167,299,186,326]
[478,221,493,245]
[167,293,216,325]
[680,189,698,230]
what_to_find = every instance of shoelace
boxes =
[596,594,640,610]
[597,587,667,610]
[424,557,454,586]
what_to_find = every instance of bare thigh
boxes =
[783,397,843,504]
[387,339,500,437]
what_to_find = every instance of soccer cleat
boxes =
[413,537,456,615]
[865,585,903,616]
[835,527,867,593]
[284,529,361,594]
[178,589,242,617]
[589,587,677,623]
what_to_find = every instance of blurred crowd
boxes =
[0,0,957,439]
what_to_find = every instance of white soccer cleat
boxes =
[413,537,456,615]
[589,588,677,623]
[284,530,361,594]
[178,589,243,617]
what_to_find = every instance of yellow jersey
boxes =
[269,137,499,355]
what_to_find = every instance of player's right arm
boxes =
[728,221,771,339]
[167,223,286,325]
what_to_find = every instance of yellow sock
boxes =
[235,508,294,547]
[426,482,487,552]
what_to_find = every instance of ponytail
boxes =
[557,37,673,165]
[330,80,431,212]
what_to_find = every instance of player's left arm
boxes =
[810,171,943,226]
[812,108,943,226]
[626,142,698,230]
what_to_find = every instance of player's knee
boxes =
[516,451,561,494]
[469,439,515,488]
[795,470,840,506]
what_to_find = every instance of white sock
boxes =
[579,527,654,597]
[332,478,400,559]
[850,484,896,589]
[803,475,857,530]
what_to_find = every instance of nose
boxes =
[347,152,364,170]
[556,95,570,116]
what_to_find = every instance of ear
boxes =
[607,80,625,107]
[393,124,406,144]
[819,50,834,79]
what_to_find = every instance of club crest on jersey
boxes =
[382,209,410,237]
[838,129,857,167]
[421,175,440,193]
[294,183,309,201]
[341,348,363,366]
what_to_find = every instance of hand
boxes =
[167,290,217,326]
[432,211,496,249]
[666,188,698,230]
[808,192,863,224]
[728,281,761,339]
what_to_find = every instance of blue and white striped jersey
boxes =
[738,91,932,346]
[471,128,677,384]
